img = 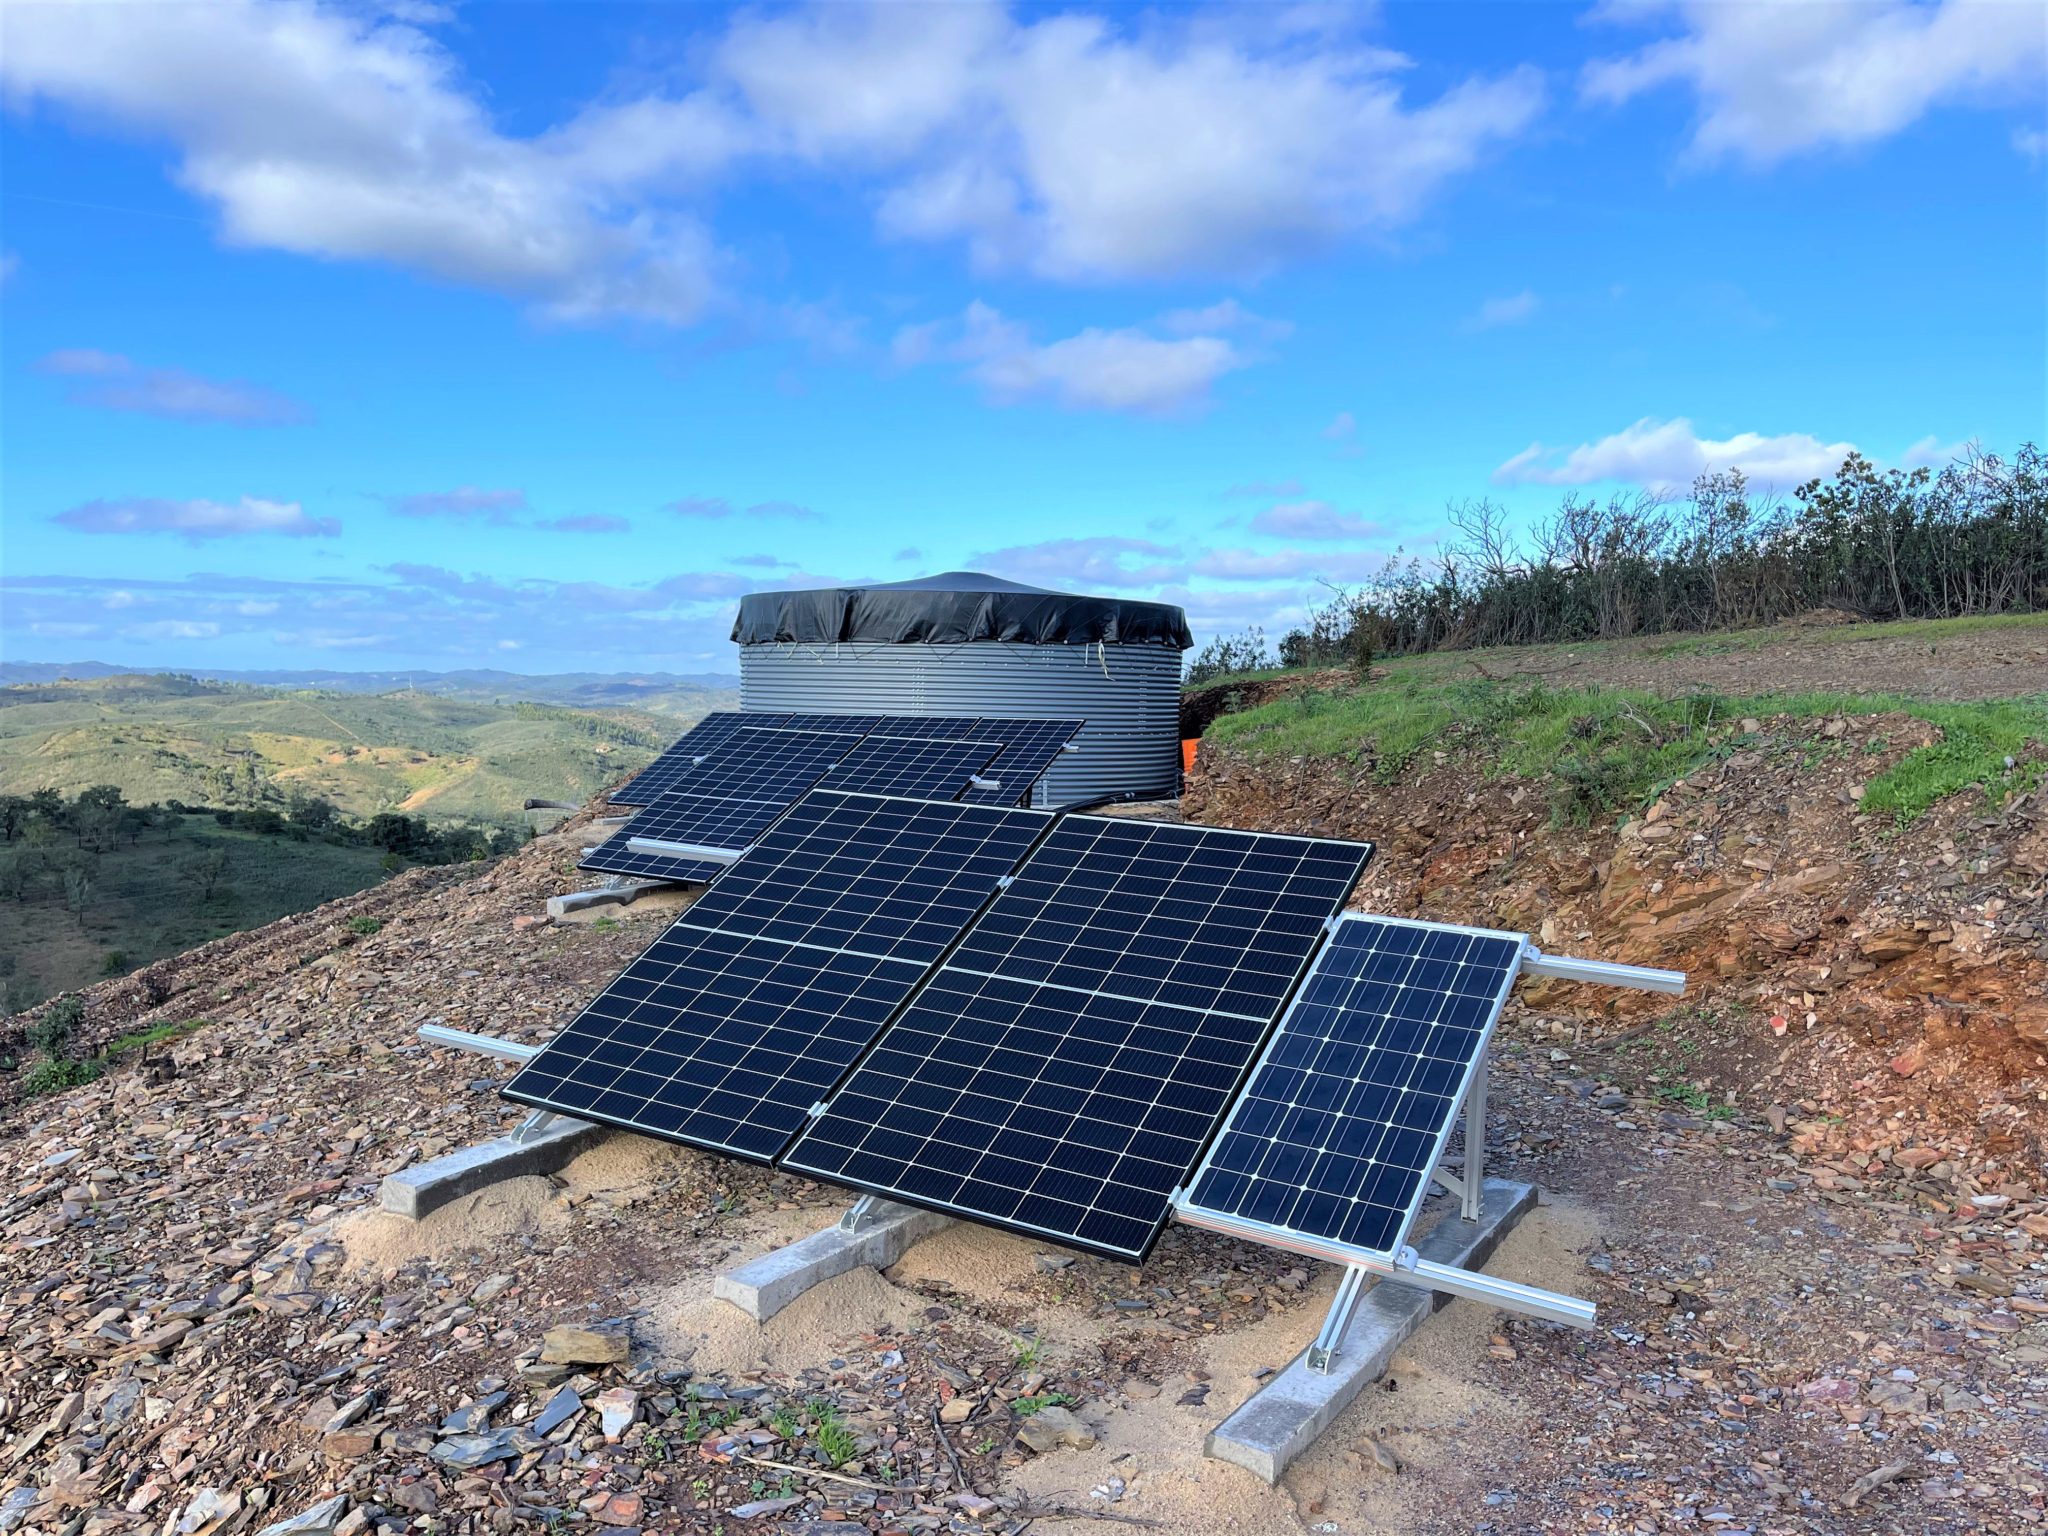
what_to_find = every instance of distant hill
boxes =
[0,661,740,716]
[0,672,705,826]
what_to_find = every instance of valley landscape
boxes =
[0,671,732,1009]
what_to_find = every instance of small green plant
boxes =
[769,1406,800,1440]
[592,915,622,935]
[1012,1392,1073,1416]
[345,915,382,936]
[643,1429,671,1463]
[100,950,129,976]
[973,1436,996,1455]
[27,995,84,1055]
[814,1414,860,1468]
[1011,1335,1045,1371]
[21,1054,103,1097]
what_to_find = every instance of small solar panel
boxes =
[819,735,1002,800]
[1176,914,1525,1264]
[612,714,878,805]
[610,712,777,807]
[581,727,861,882]
[956,718,1083,805]
[507,793,1051,1160]
[782,818,1373,1260]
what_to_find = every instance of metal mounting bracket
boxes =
[1306,1266,1370,1374]
[838,1194,883,1233]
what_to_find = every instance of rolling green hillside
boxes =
[0,809,396,1014]
[0,673,686,826]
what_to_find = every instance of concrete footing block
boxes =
[379,1119,608,1220]
[713,1202,955,1322]
[1205,1178,1543,1484]
[546,883,656,918]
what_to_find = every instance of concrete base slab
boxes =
[380,1119,608,1220]
[1205,1178,1543,1484]
[713,1202,955,1322]
[547,882,660,918]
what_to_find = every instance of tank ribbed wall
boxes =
[739,641,1182,806]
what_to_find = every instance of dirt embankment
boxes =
[1188,709,2048,1182]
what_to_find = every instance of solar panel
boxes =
[581,727,860,882]
[782,818,1373,1260]
[682,791,1052,966]
[611,714,878,805]
[955,718,1083,805]
[1176,914,1525,1264]
[609,712,776,807]
[506,793,1051,1160]
[946,815,1368,1016]
[818,735,1002,800]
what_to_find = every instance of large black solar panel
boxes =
[581,726,861,882]
[783,969,1274,1259]
[782,818,1374,1260]
[955,718,1083,806]
[609,712,774,807]
[509,794,1051,1160]
[503,927,927,1160]
[611,714,879,806]
[947,816,1372,1016]
[683,792,1051,967]
[1176,914,1525,1263]
[818,735,1002,800]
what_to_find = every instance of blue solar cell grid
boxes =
[782,817,1374,1260]
[955,718,1083,805]
[1179,914,1525,1261]
[818,735,1002,800]
[609,713,769,806]
[509,793,1053,1159]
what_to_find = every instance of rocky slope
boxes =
[0,714,2043,1536]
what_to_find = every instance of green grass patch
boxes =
[344,915,381,936]
[1203,676,2047,826]
[104,1017,206,1057]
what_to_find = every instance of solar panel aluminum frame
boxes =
[1171,912,1531,1271]
[780,820,1376,1264]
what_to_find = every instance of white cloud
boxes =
[0,0,723,324]
[1583,1,2048,165]
[127,620,222,641]
[1463,289,1539,331]
[1192,547,1393,581]
[1322,410,1358,442]
[385,487,528,522]
[1158,299,1293,340]
[900,301,1248,415]
[1249,501,1390,541]
[38,348,307,424]
[1493,417,1858,491]
[536,514,631,533]
[664,498,818,521]
[1900,434,1973,469]
[872,9,1544,278]
[971,535,1187,588]
[53,495,341,541]
[1,1,1546,320]
[2017,125,2048,161]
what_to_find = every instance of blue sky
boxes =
[2,0,2044,675]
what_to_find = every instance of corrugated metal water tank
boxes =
[731,572,1193,806]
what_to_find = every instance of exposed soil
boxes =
[2,644,2045,1536]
